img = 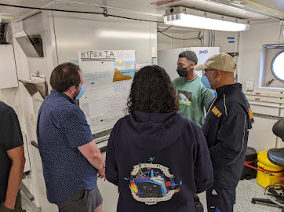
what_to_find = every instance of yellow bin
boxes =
[257,151,284,188]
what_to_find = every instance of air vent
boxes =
[14,31,44,57]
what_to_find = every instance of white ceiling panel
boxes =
[0,0,53,17]
[0,0,283,24]
[250,0,284,12]
[208,0,284,20]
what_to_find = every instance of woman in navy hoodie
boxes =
[106,65,213,212]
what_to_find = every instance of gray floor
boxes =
[198,179,282,212]
[22,178,282,212]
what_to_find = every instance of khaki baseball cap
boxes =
[195,53,236,72]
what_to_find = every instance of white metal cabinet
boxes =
[0,45,18,88]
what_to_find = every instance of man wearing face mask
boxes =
[173,50,214,125]
[37,63,105,212]
[195,53,254,212]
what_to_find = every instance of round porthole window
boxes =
[272,51,284,81]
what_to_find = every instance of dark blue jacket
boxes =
[202,83,254,188]
[106,111,213,212]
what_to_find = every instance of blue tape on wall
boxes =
[227,37,235,39]
[228,41,235,43]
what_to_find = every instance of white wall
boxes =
[157,30,239,52]
[0,24,25,131]
[3,8,284,210]
[157,30,241,78]
[53,12,157,66]
[239,22,283,89]
[214,31,239,53]
[158,31,201,50]
[157,23,284,152]
[156,31,182,50]
[180,31,203,47]
[3,10,157,212]
[10,12,58,212]
[239,21,284,151]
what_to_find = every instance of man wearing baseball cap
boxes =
[195,53,254,212]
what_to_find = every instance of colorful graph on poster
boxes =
[78,50,135,134]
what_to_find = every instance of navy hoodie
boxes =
[106,110,213,212]
[202,83,254,188]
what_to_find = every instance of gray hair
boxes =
[179,50,198,65]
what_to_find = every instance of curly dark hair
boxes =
[127,65,179,113]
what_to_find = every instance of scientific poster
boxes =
[78,50,135,134]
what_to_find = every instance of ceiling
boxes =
[0,0,283,25]
[243,0,284,13]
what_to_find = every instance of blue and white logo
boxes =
[199,50,208,55]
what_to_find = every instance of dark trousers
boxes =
[58,186,103,212]
[0,193,25,212]
[206,185,236,212]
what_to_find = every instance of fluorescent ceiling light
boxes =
[164,7,250,32]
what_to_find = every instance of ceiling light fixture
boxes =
[164,6,250,32]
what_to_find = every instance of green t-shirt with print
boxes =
[173,76,214,125]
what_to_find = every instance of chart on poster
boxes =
[78,50,135,134]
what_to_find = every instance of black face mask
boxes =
[176,66,188,77]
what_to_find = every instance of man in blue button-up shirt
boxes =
[37,63,105,212]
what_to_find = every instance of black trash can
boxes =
[240,146,257,180]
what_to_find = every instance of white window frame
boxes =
[259,43,284,90]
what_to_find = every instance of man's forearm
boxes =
[87,153,105,170]
[78,140,105,171]
[4,158,25,209]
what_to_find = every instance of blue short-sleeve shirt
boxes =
[37,90,96,204]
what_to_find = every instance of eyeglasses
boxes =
[203,68,215,76]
